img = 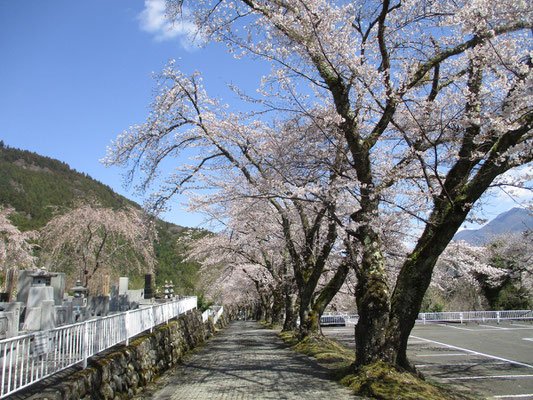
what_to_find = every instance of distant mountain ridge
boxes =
[453,207,533,246]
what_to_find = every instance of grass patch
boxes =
[278,331,477,400]
[343,361,476,400]
[259,320,283,330]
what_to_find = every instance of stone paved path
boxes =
[135,321,356,399]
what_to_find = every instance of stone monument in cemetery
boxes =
[144,273,154,300]
[20,267,66,331]
[16,268,66,306]
[0,270,173,338]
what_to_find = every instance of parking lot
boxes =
[323,320,533,399]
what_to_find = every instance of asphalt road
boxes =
[323,320,533,399]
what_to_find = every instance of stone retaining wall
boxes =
[23,308,235,400]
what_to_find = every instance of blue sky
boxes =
[0,0,264,227]
[0,1,529,229]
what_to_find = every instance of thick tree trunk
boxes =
[353,203,473,370]
[271,289,284,325]
[385,204,471,369]
[298,294,321,339]
[282,291,297,331]
[297,262,351,339]
[353,232,392,366]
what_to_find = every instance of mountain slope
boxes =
[0,142,136,231]
[0,142,206,293]
[453,208,533,246]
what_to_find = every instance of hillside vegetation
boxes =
[0,142,206,294]
[0,142,135,231]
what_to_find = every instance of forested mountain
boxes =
[0,141,206,294]
[0,141,136,231]
[453,208,533,246]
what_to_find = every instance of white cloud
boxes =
[138,0,201,49]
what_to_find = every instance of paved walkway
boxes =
[135,321,356,399]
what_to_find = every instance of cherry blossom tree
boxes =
[106,0,532,370]
[429,233,533,310]
[484,230,533,308]
[0,207,37,299]
[105,79,353,334]
[187,193,334,331]
[427,240,505,310]
[39,204,157,294]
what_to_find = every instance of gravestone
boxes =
[40,300,56,330]
[27,286,54,308]
[0,302,23,326]
[56,303,73,326]
[16,269,66,305]
[22,307,42,331]
[144,274,154,299]
[119,277,129,294]
[88,295,109,317]
[0,312,17,339]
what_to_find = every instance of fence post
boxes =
[150,306,154,333]
[82,321,89,369]
[497,311,501,324]
[460,312,463,324]
[124,311,130,346]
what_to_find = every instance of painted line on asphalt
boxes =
[410,335,533,370]
[524,338,533,342]
[478,325,533,331]
[512,323,533,328]
[417,353,469,357]
[493,394,533,398]
[415,361,509,368]
[442,374,533,381]
[436,323,476,331]
[480,324,508,330]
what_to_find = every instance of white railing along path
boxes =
[201,306,224,324]
[417,309,533,324]
[0,296,197,399]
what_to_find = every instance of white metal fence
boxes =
[319,310,533,326]
[0,296,197,399]
[213,306,224,324]
[201,306,224,324]
[418,309,533,324]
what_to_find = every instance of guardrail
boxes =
[213,306,224,324]
[201,306,224,324]
[318,314,359,327]
[318,310,533,327]
[0,296,197,399]
[417,310,533,324]
[201,309,213,323]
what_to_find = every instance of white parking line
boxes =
[442,374,533,381]
[417,353,469,357]
[493,394,533,398]
[524,338,533,342]
[436,323,475,331]
[410,335,533,370]
[478,325,533,331]
[512,323,533,328]
[480,324,508,330]
[415,361,509,368]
